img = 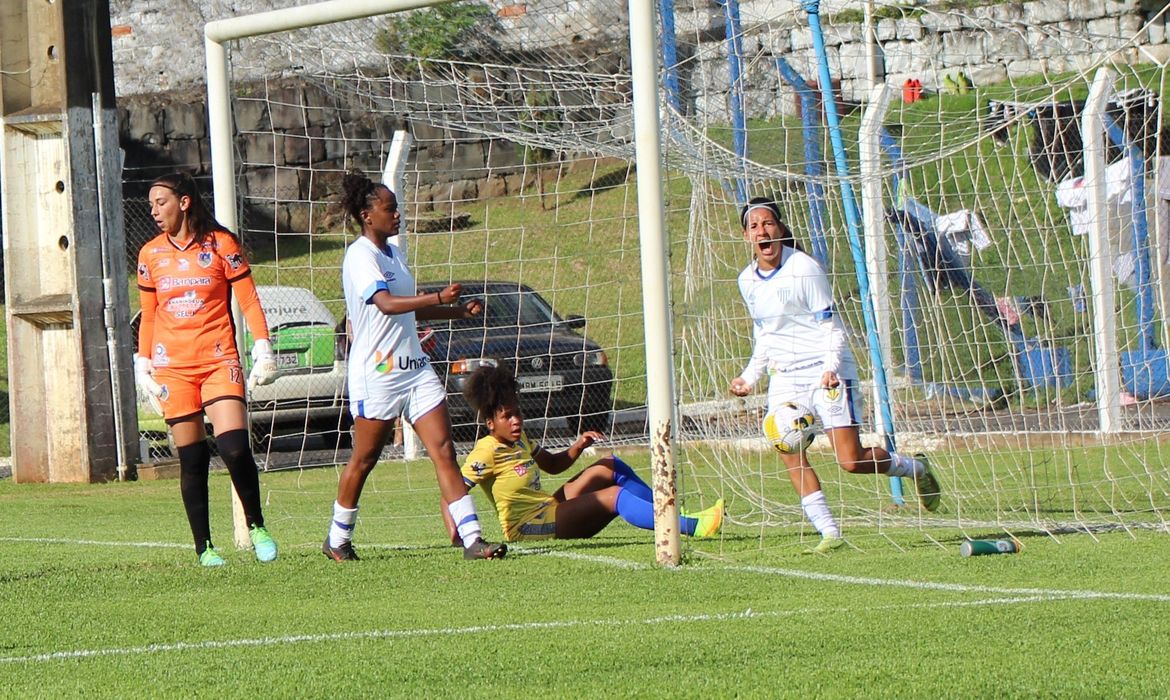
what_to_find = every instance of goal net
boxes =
[212,0,1170,550]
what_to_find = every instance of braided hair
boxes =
[339,170,388,227]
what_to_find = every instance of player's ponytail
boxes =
[340,170,383,228]
[150,171,237,247]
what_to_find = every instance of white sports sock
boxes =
[886,452,925,478]
[447,495,483,548]
[800,490,840,539]
[329,502,358,548]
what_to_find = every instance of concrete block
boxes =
[136,460,180,480]
[163,101,206,139]
[1023,1,1069,25]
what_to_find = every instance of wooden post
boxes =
[0,0,136,482]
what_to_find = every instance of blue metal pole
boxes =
[659,0,683,114]
[776,57,830,267]
[1104,112,1157,351]
[802,0,902,503]
[719,0,748,202]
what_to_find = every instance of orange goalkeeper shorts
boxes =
[153,359,245,424]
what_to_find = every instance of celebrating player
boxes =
[728,197,942,554]
[323,171,506,562]
[459,364,723,541]
[135,171,279,567]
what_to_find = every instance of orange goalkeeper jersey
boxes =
[136,231,268,369]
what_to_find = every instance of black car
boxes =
[415,281,614,439]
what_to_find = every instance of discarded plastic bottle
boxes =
[960,539,1021,556]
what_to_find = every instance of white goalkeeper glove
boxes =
[134,355,166,415]
[248,338,279,389]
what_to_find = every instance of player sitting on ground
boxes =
[457,364,723,541]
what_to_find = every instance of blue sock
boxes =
[614,488,698,535]
[611,456,652,502]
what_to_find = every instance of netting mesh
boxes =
[220,0,1170,545]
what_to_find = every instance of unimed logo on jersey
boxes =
[373,351,430,374]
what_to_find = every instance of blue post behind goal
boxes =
[803,0,904,505]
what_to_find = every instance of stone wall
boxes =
[677,0,1157,121]
[118,82,549,236]
[111,0,1166,235]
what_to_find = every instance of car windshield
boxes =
[448,287,558,330]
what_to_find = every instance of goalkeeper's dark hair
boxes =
[463,364,520,423]
[150,171,237,248]
[339,170,389,226]
[739,196,798,250]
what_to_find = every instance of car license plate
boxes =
[518,374,564,393]
[275,352,301,369]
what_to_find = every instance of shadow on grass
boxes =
[572,165,634,202]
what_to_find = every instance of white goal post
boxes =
[203,0,682,563]
[200,0,1170,556]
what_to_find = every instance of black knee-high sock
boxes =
[216,429,264,529]
[177,441,212,554]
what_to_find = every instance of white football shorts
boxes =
[767,377,862,432]
[350,369,447,424]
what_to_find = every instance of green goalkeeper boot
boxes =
[199,543,226,567]
[249,525,278,562]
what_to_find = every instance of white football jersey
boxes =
[342,235,435,400]
[737,246,857,384]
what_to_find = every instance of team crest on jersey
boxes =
[374,350,394,374]
[137,263,150,281]
[513,461,531,477]
[225,252,244,270]
[196,252,213,268]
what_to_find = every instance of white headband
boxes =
[741,203,780,227]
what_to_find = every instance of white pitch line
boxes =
[0,536,189,550]
[0,594,1069,665]
[713,562,1170,603]
[0,536,438,552]
[538,550,1170,603]
[8,536,1168,603]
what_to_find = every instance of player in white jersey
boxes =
[729,197,942,553]
[323,171,506,562]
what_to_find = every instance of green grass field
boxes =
[2,452,1169,697]
[5,59,1170,696]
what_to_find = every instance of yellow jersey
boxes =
[461,431,555,539]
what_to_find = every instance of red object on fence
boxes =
[902,79,923,104]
